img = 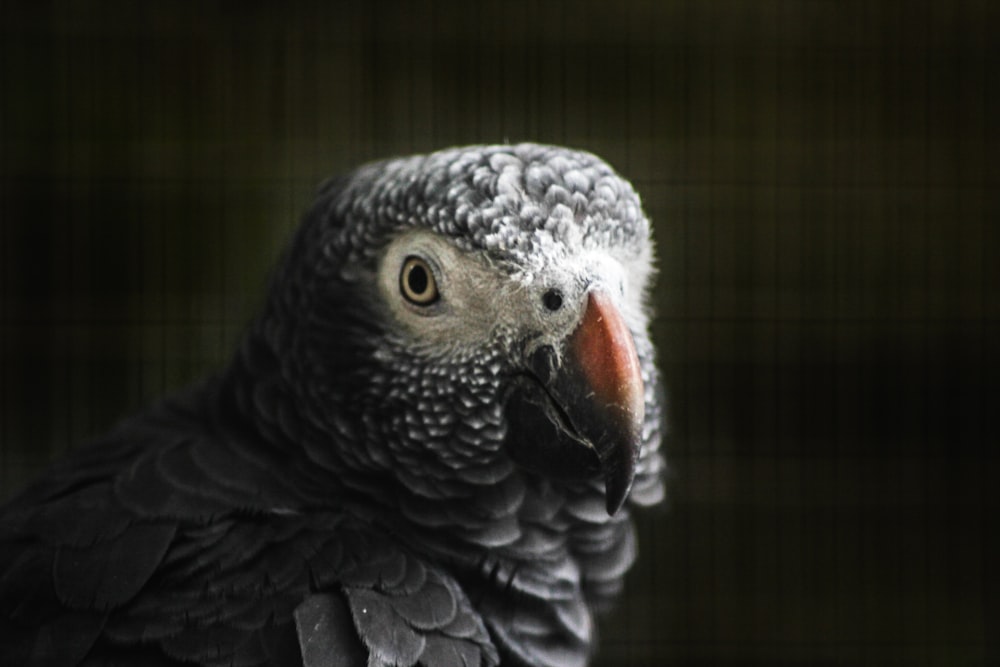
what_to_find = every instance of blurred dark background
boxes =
[1,1,997,665]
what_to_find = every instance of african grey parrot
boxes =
[0,143,665,667]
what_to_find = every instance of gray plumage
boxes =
[0,143,665,667]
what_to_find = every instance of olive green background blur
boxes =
[1,1,997,665]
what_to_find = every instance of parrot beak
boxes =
[504,290,645,516]
[560,291,645,514]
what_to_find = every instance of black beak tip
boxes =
[603,449,638,516]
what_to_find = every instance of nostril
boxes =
[542,289,563,312]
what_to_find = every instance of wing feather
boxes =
[54,523,176,611]
[294,593,366,667]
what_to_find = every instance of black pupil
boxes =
[408,263,429,295]
[542,289,563,311]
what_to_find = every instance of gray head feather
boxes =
[323,143,650,273]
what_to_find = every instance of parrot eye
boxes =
[400,256,440,305]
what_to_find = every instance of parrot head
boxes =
[249,143,663,526]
